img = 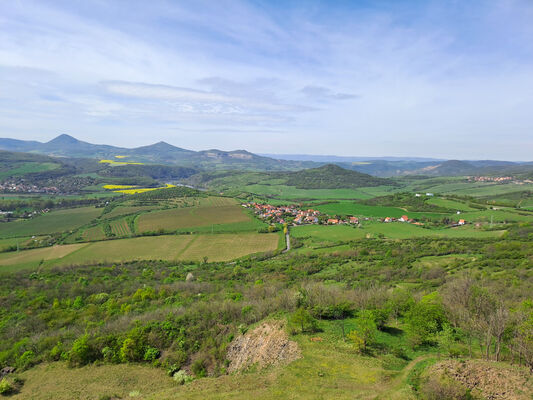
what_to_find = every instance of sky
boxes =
[0,0,532,160]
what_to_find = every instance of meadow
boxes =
[237,184,397,200]
[291,223,505,244]
[137,197,254,232]
[0,232,280,271]
[0,206,102,238]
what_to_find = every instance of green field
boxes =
[0,206,102,238]
[102,205,157,219]
[292,223,505,243]
[137,197,253,232]
[239,184,397,200]
[81,225,105,241]
[426,197,479,211]
[0,232,280,271]
[110,218,132,236]
[0,162,59,179]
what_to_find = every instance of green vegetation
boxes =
[0,206,102,238]
[1,147,533,399]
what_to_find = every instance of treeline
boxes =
[0,197,102,212]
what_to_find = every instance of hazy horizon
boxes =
[1,0,532,160]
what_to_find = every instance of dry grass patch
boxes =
[13,362,174,400]
[0,243,87,266]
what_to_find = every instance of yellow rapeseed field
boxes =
[99,159,144,165]
[102,184,137,190]
[113,183,176,194]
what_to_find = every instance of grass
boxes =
[0,162,59,179]
[426,197,479,211]
[110,218,131,236]
[0,233,280,271]
[82,225,105,241]
[11,318,427,400]
[0,206,102,238]
[292,223,505,243]
[137,197,253,232]
[0,243,87,272]
[13,362,175,400]
[103,205,158,219]
[314,202,407,218]
[240,184,398,200]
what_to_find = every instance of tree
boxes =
[405,292,447,347]
[348,310,377,353]
[512,300,533,371]
[290,308,317,333]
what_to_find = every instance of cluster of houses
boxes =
[243,202,322,225]
[0,180,59,194]
[468,176,533,184]
[244,202,468,228]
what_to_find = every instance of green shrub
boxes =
[143,346,160,362]
[17,350,35,370]
[289,308,319,333]
[68,334,95,366]
[49,342,63,361]
[191,358,207,377]
[0,378,14,395]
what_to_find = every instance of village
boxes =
[467,176,533,184]
[0,179,59,194]
[242,202,468,227]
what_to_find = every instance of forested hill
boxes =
[282,164,395,188]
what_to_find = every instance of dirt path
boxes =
[373,354,436,399]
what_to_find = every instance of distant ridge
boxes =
[0,135,530,176]
[0,134,318,171]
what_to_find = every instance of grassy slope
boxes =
[12,317,443,400]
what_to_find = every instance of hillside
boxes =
[283,164,394,188]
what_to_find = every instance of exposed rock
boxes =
[226,321,301,373]
[185,272,194,282]
[0,366,15,378]
[429,359,533,400]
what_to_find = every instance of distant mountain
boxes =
[0,134,318,171]
[411,160,476,176]
[260,153,443,162]
[1,135,530,176]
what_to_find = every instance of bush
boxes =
[49,342,63,361]
[173,370,193,385]
[143,346,160,362]
[68,334,95,367]
[17,350,35,370]
[191,358,207,377]
[0,378,14,395]
[289,308,319,333]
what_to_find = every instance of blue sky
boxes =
[0,0,532,160]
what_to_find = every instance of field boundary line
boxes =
[176,235,199,258]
